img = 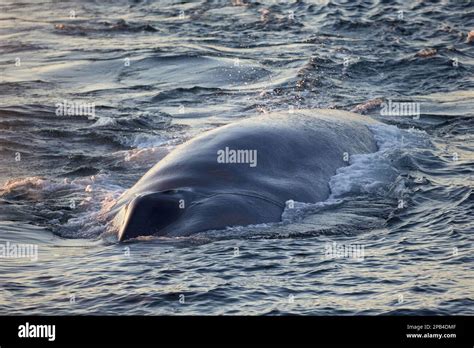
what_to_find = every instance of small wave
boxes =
[0,177,72,200]
[0,42,47,54]
[0,174,125,238]
[151,87,227,103]
[328,125,427,198]
[53,19,158,36]
[118,133,169,149]
[122,54,271,90]
[91,116,116,127]
[89,111,172,130]
[109,146,171,170]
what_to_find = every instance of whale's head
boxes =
[117,189,193,242]
[115,188,284,242]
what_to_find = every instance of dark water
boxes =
[0,0,473,315]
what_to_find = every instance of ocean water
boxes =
[0,0,473,315]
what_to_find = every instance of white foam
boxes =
[121,133,169,149]
[281,124,427,222]
[58,177,125,238]
[90,116,116,127]
[0,174,126,238]
[0,176,77,197]
[281,199,343,223]
[117,146,171,167]
[328,124,421,198]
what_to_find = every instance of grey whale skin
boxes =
[110,109,380,241]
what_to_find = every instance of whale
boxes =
[109,109,381,241]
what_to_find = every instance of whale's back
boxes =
[118,109,380,207]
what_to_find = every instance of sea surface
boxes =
[0,0,473,315]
